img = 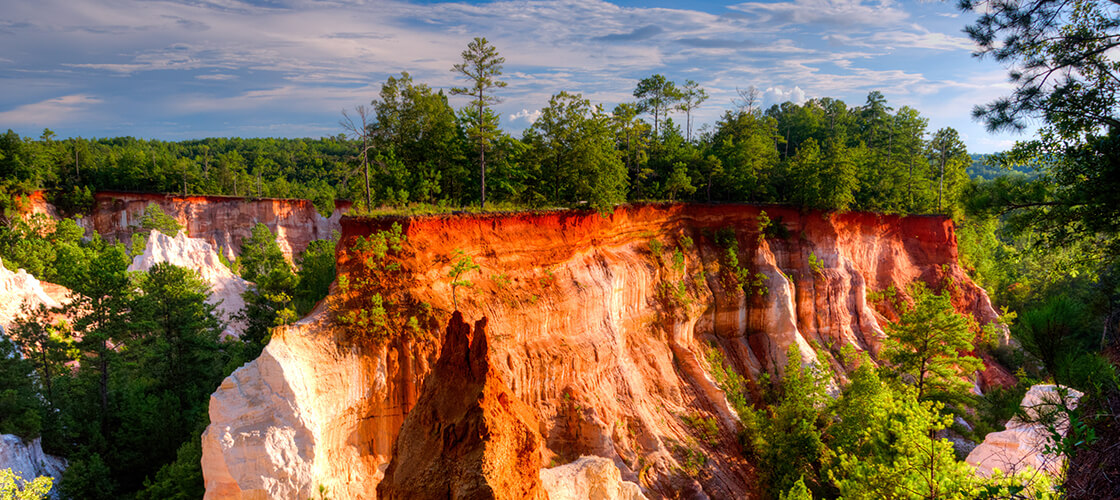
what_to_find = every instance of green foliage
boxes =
[881,282,982,405]
[447,249,480,309]
[0,336,42,439]
[450,37,507,208]
[59,451,113,500]
[523,91,628,212]
[741,347,829,496]
[703,342,750,417]
[0,468,54,500]
[779,477,813,500]
[647,238,662,257]
[238,224,298,347]
[136,436,204,500]
[293,238,336,315]
[0,215,85,284]
[826,364,978,500]
[332,223,427,344]
[633,74,681,136]
[713,228,768,296]
[670,440,707,478]
[1014,295,1099,386]
[808,252,824,277]
[680,413,719,447]
[137,203,181,235]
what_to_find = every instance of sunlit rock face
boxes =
[127,230,251,338]
[541,456,648,500]
[82,191,349,261]
[0,435,66,498]
[967,384,1084,477]
[203,204,1007,499]
[0,257,67,332]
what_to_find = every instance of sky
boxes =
[0,0,1032,153]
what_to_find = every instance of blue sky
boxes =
[0,0,1032,153]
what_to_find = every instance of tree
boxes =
[741,347,829,496]
[138,203,181,236]
[0,334,42,439]
[959,0,1120,259]
[678,80,709,143]
[709,109,782,202]
[447,249,479,309]
[450,37,507,208]
[633,74,681,136]
[522,92,628,211]
[8,305,72,410]
[827,364,978,500]
[340,105,375,211]
[130,263,223,397]
[66,243,132,425]
[293,238,337,316]
[370,73,464,205]
[611,103,652,199]
[0,469,53,500]
[238,224,297,347]
[927,128,969,213]
[881,282,982,405]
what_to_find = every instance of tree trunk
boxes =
[478,95,486,208]
[363,142,371,211]
[938,155,945,212]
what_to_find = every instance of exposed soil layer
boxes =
[203,203,1009,499]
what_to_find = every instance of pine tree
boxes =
[881,282,982,405]
[450,37,507,208]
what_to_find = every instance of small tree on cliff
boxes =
[450,37,507,209]
[881,282,982,406]
[448,249,479,310]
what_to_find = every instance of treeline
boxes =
[0,133,353,216]
[0,208,334,499]
[1,87,970,218]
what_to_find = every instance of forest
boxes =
[2,0,1120,497]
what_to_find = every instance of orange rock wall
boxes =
[83,191,350,259]
[203,203,1007,499]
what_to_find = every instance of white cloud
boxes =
[0,0,1013,153]
[763,86,808,106]
[508,108,541,124]
[827,30,975,51]
[729,0,909,29]
[0,94,103,126]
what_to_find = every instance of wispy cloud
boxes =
[593,25,663,42]
[0,94,103,126]
[728,0,910,29]
[0,0,1023,151]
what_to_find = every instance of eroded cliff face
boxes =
[0,256,69,332]
[377,312,547,500]
[83,192,350,261]
[203,204,1008,499]
[128,230,252,338]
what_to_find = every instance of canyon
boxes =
[71,191,350,261]
[201,203,1012,499]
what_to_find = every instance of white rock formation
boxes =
[128,230,251,338]
[967,384,1084,477]
[540,456,648,500]
[0,257,64,332]
[201,308,384,500]
[0,434,66,496]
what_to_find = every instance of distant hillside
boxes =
[968,153,1039,180]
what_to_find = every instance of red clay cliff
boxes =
[203,203,1010,499]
